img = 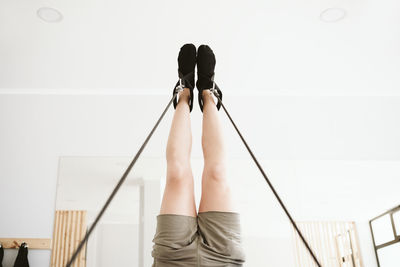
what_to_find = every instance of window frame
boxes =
[369,205,400,266]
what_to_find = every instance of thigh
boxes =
[160,168,197,217]
[198,166,235,213]
[197,211,246,266]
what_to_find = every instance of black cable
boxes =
[66,90,179,267]
[211,90,322,267]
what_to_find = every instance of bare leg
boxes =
[160,88,196,217]
[199,90,234,212]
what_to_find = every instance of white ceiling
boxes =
[0,0,399,95]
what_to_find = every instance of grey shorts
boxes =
[152,211,246,267]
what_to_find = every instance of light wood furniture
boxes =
[51,210,87,267]
[293,221,363,267]
[0,238,52,249]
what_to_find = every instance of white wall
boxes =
[87,223,139,267]
[1,94,399,266]
[56,156,161,267]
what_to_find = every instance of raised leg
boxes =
[199,90,234,212]
[160,88,196,217]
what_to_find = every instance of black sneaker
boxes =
[173,43,196,112]
[196,44,223,112]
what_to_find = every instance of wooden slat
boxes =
[54,211,60,267]
[62,211,70,267]
[74,211,81,267]
[319,222,328,266]
[59,211,66,265]
[335,223,343,266]
[0,238,51,249]
[72,211,78,267]
[79,211,87,267]
[57,210,64,266]
[51,211,60,266]
[293,226,301,266]
[51,210,87,267]
[313,222,323,266]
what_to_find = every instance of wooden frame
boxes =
[369,205,400,267]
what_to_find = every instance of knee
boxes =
[203,164,227,183]
[166,161,192,184]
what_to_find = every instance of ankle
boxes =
[177,88,190,104]
[202,90,216,105]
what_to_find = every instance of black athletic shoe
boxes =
[13,243,29,267]
[196,44,223,112]
[173,43,196,112]
[0,244,3,267]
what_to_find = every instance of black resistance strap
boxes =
[66,89,179,267]
[209,87,321,267]
[66,84,321,267]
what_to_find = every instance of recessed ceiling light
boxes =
[320,8,346,23]
[37,7,63,23]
